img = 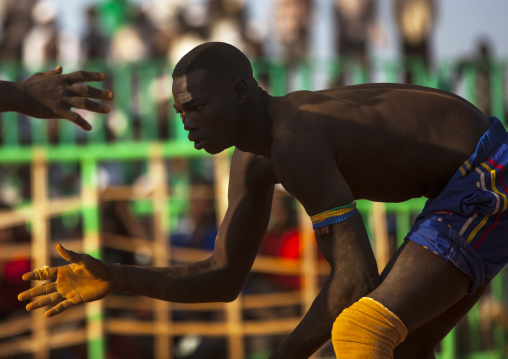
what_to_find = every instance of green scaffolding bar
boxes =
[81,158,105,359]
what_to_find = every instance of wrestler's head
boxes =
[172,42,259,154]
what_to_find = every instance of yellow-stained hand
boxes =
[18,244,121,318]
[15,66,114,130]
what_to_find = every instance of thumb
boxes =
[44,66,63,76]
[56,244,82,263]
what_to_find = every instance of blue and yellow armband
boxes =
[311,201,358,230]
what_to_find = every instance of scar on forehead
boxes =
[173,77,193,106]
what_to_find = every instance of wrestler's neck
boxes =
[234,89,276,158]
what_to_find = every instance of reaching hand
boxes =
[18,244,121,317]
[16,66,114,131]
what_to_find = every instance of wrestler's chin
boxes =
[204,147,223,155]
[204,144,229,155]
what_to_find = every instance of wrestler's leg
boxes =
[393,283,487,359]
[362,241,473,356]
[377,242,488,358]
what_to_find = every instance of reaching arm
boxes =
[0,66,113,130]
[269,137,381,358]
[18,149,277,317]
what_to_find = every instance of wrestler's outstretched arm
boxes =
[18,244,123,317]
[0,66,113,130]
[268,138,380,359]
[18,149,277,317]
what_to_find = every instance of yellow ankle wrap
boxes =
[332,297,408,358]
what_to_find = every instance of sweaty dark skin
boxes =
[19,67,491,359]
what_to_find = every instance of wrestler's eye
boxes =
[175,110,185,122]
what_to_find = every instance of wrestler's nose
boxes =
[183,116,197,131]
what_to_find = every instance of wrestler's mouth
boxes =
[193,138,206,150]
[189,134,205,150]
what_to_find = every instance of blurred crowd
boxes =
[0,0,507,358]
[0,0,503,110]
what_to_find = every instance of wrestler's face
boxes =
[172,68,241,154]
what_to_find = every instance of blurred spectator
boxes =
[332,0,385,86]
[208,0,264,59]
[0,203,31,321]
[133,9,171,59]
[171,181,217,251]
[259,187,301,291]
[455,38,496,117]
[167,1,209,66]
[82,6,110,60]
[0,0,36,61]
[275,0,314,66]
[21,0,59,70]
[110,24,149,63]
[393,0,438,83]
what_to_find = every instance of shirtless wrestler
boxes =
[19,43,508,359]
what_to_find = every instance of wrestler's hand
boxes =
[18,244,123,317]
[14,66,114,130]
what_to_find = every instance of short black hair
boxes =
[172,42,254,83]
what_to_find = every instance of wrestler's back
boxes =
[277,83,492,202]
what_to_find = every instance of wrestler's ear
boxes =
[232,78,249,104]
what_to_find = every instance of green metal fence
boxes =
[0,58,507,359]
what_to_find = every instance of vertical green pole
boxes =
[395,207,410,248]
[490,62,505,125]
[385,61,399,83]
[269,63,287,96]
[251,58,266,85]
[81,157,105,359]
[436,60,453,91]
[86,60,107,144]
[357,200,373,244]
[58,121,76,146]
[31,118,49,146]
[1,63,20,147]
[328,58,342,85]
[298,62,313,90]
[439,327,457,359]
[464,65,477,106]
[491,270,506,353]
[113,64,134,141]
[138,62,158,140]
[353,63,368,85]
[168,61,188,141]
[412,59,427,86]
[466,303,482,351]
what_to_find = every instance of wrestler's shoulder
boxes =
[230,149,279,188]
[272,90,337,130]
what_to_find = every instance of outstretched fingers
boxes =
[67,97,110,114]
[25,292,63,311]
[56,110,92,131]
[66,85,114,101]
[45,299,74,317]
[21,266,58,281]
[62,71,105,84]
[18,282,58,301]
